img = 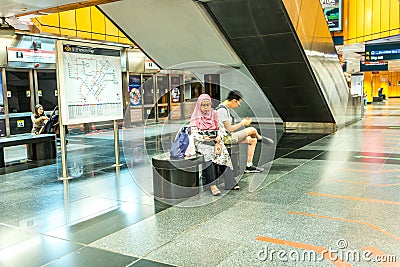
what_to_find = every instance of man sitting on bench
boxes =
[216,90,274,173]
[378,87,386,100]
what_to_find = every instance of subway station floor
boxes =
[1,100,400,266]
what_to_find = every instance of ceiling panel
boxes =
[0,0,83,18]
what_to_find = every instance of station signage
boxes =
[365,43,400,61]
[7,47,56,64]
[360,61,388,72]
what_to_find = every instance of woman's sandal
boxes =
[211,187,221,196]
[232,184,240,190]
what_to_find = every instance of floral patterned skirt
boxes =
[195,141,233,169]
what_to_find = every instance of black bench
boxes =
[373,96,383,102]
[152,153,204,203]
[0,134,57,167]
[152,143,240,203]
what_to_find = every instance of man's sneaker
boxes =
[245,165,264,173]
[258,136,274,144]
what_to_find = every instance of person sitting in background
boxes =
[31,104,48,135]
[378,87,386,100]
[190,94,239,196]
[363,93,368,106]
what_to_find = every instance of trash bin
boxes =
[152,153,204,203]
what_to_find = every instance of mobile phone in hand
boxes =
[215,143,222,155]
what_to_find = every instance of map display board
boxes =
[57,42,123,125]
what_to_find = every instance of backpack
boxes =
[170,126,190,158]
[215,104,237,144]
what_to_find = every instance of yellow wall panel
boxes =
[76,7,91,32]
[91,7,105,35]
[363,72,372,102]
[106,35,119,43]
[371,33,381,40]
[36,13,60,28]
[60,10,76,30]
[296,0,319,51]
[372,0,381,38]
[76,31,92,39]
[60,29,77,37]
[341,0,348,35]
[92,33,106,40]
[32,6,133,45]
[347,0,357,43]
[388,73,394,96]
[344,0,400,43]
[372,74,381,97]
[380,0,390,33]
[105,19,118,37]
[118,36,130,44]
[356,0,364,41]
[40,26,60,35]
[394,73,400,96]
[364,0,373,39]
[389,0,400,36]
[380,31,390,39]
[281,0,301,28]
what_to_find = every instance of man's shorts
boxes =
[232,129,248,143]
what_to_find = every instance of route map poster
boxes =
[57,42,123,125]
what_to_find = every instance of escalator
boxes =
[99,0,361,132]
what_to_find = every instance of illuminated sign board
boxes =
[365,43,400,61]
[320,0,342,31]
[360,61,388,71]
[7,47,56,64]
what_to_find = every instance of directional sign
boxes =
[365,43,400,61]
[360,61,388,71]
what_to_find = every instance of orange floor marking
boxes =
[362,247,400,267]
[289,211,400,242]
[334,180,400,187]
[255,236,351,267]
[308,192,400,206]
[340,169,400,173]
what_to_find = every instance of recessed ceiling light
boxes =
[20,7,27,12]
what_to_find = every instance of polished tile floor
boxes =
[1,100,400,266]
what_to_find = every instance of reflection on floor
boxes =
[1,100,400,266]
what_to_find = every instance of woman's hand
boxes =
[203,135,213,141]
[215,136,222,143]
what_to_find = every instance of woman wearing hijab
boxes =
[190,94,239,195]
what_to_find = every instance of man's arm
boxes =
[217,105,251,133]
[223,120,244,133]
[223,117,252,133]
